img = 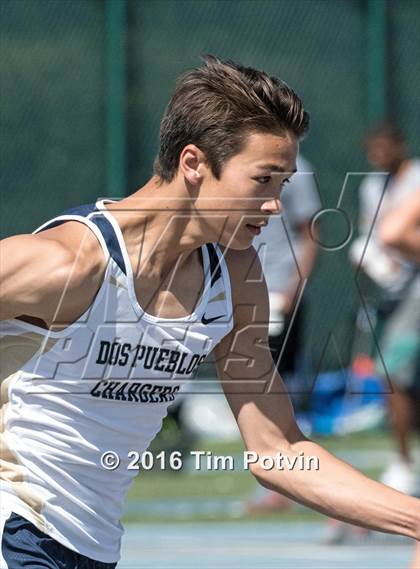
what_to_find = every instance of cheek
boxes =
[211,176,263,219]
[217,169,253,197]
[223,187,262,213]
[216,212,248,245]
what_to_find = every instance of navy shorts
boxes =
[1,512,117,569]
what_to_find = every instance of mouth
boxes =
[246,223,265,236]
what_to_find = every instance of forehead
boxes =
[231,131,298,173]
[366,136,398,149]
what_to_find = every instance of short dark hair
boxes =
[154,55,309,182]
[366,121,405,144]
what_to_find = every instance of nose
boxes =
[261,198,282,215]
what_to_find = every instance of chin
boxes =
[217,236,253,251]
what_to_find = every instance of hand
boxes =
[267,291,296,335]
[280,292,295,315]
[268,293,286,336]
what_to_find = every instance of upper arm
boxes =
[0,224,105,324]
[0,234,75,321]
[358,178,378,235]
[379,191,420,247]
[214,247,304,454]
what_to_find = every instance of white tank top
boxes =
[0,200,233,562]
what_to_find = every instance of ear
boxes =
[179,144,206,184]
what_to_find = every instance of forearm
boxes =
[253,439,419,539]
[378,191,420,262]
[387,233,420,263]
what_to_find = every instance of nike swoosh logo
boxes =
[201,314,225,325]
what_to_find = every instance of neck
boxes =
[389,156,407,175]
[107,176,211,278]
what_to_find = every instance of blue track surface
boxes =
[118,522,413,568]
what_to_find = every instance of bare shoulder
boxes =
[36,220,106,269]
[0,221,106,325]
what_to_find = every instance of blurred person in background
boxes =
[379,187,420,264]
[247,154,320,513]
[377,188,420,488]
[379,189,420,569]
[350,123,419,495]
[327,123,419,545]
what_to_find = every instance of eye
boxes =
[255,176,271,184]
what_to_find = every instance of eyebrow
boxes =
[258,164,297,174]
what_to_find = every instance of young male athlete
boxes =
[1,56,419,567]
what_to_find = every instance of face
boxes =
[365,136,404,170]
[198,131,298,249]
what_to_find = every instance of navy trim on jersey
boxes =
[206,243,222,286]
[91,215,126,275]
[36,202,127,276]
[36,218,68,233]
[34,202,97,235]
[61,203,99,217]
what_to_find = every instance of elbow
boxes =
[250,464,276,490]
[378,220,404,249]
[246,444,294,489]
[247,436,313,489]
